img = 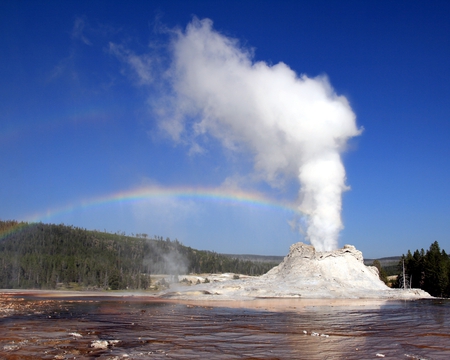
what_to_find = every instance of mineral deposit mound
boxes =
[166,243,431,300]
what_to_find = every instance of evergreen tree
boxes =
[398,241,449,297]
[423,241,448,297]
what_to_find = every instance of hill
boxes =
[223,254,285,263]
[0,220,278,290]
[364,256,401,276]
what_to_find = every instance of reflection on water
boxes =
[0,294,449,359]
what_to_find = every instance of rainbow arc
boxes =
[2,186,301,239]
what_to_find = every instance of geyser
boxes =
[165,19,361,251]
[115,18,362,250]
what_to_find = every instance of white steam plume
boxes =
[154,18,361,251]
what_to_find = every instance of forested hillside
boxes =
[397,241,450,297]
[0,220,278,290]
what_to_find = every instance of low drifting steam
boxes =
[117,18,361,251]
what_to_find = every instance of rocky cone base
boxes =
[165,242,432,300]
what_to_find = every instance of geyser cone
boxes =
[263,243,387,292]
[164,243,431,300]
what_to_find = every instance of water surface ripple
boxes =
[0,295,449,359]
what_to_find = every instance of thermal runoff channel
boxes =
[113,18,361,251]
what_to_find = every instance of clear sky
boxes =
[1,0,449,258]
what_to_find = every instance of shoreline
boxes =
[0,289,433,313]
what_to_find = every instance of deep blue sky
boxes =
[1,0,449,258]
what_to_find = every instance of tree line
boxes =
[0,220,278,290]
[397,241,450,297]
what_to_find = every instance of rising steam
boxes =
[117,18,361,251]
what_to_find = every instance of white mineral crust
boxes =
[164,243,431,300]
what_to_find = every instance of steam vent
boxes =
[166,243,431,300]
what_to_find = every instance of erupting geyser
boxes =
[159,18,362,251]
[114,17,362,250]
[114,19,433,300]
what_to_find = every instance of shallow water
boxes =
[0,294,449,359]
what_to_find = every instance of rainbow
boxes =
[1,186,301,241]
[27,186,301,222]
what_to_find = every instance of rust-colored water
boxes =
[0,293,449,359]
